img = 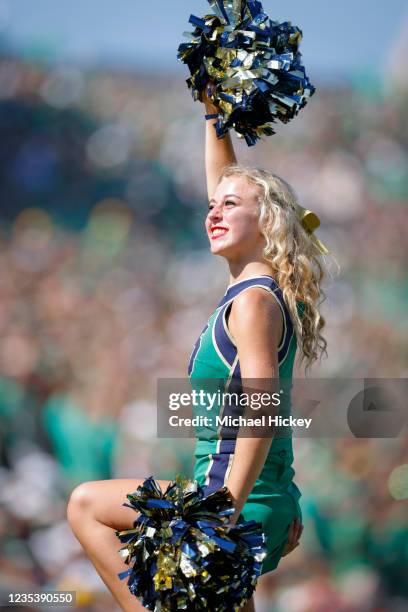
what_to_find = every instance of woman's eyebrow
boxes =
[208,193,242,205]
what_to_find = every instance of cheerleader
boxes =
[66,84,330,611]
[187,86,329,610]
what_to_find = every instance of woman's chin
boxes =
[210,242,230,257]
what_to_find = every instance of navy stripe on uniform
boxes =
[218,276,294,366]
[204,450,232,494]
[213,304,237,367]
[188,321,209,375]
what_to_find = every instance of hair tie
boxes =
[296,206,330,255]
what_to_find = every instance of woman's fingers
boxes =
[290,518,299,547]
[282,534,293,556]
[295,519,303,543]
[281,518,303,557]
[199,80,213,104]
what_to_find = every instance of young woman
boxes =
[67,88,329,611]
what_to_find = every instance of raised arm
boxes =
[203,87,237,200]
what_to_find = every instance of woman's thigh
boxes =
[68,478,171,532]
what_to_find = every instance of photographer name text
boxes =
[168,415,312,429]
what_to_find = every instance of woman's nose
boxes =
[209,205,222,222]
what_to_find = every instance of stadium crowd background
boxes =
[0,17,407,612]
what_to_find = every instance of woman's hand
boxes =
[281,518,303,557]
[229,509,303,557]
[200,81,219,114]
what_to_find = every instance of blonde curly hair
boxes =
[220,164,332,373]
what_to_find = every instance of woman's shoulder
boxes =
[232,285,280,308]
[229,286,283,332]
[228,287,283,352]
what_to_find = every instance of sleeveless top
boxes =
[188,275,302,462]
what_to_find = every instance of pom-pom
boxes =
[116,475,266,611]
[177,0,315,146]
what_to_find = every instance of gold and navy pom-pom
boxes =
[178,0,315,146]
[116,476,266,611]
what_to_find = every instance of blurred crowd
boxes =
[0,54,407,611]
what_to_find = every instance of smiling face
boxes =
[205,175,265,262]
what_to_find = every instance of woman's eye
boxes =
[225,200,235,207]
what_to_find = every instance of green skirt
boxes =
[193,437,302,574]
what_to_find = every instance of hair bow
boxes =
[296,206,330,255]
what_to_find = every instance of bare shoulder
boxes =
[229,287,283,342]
[231,286,282,319]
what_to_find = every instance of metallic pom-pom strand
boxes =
[116,475,266,611]
[178,0,315,146]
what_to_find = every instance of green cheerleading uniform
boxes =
[188,275,303,574]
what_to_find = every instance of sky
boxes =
[1,0,407,80]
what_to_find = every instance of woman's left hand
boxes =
[282,518,303,556]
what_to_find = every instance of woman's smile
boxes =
[210,225,229,239]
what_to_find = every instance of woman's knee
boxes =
[67,478,172,533]
[67,481,98,529]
